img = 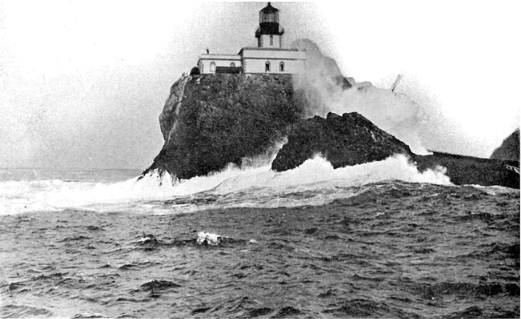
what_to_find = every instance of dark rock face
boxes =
[143,74,307,180]
[412,152,519,189]
[271,112,413,171]
[271,111,519,188]
[491,129,519,161]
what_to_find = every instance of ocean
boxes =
[0,155,519,318]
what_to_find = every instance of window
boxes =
[200,63,204,73]
[210,62,216,73]
[270,35,273,46]
[265,61,270,72]
[230,62,235,67]
[280,61,284,72]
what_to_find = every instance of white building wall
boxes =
[241,48,306,74]
[197,54,242,74]
[196,50,306,75]
[242,58,305,74]
[258,34,281,48]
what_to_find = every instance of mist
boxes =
[291,39,427,154]
[291,37,520,157]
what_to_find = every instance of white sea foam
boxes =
[0,154,453,215]
[196,232,225,245]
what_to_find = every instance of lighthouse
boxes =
[255,2,285,48]
[197,2,306,74]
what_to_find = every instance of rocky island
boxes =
[141,68,519,189]
[141,2,519,189]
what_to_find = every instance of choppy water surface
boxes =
[1,179,519,318]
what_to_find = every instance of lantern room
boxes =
[259,2,279,23]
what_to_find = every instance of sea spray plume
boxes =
[291,39,429,154]
[290,38,347,118]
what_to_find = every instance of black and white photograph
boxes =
[0,1,519,318]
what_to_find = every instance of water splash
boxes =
[0,155,452,215]
[292,39,429,155]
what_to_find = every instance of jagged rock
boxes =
[271,112,413,171]
[412,152,519,188]
[271,111,519,188]
[491,129,519,161]
[143,73,308,180]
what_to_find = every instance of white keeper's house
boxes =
[197,2,307,75]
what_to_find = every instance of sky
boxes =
[0,1,519,169]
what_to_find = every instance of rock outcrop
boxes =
[271,110,519,188]
[490,129,520,161]
[409,129,520,189]
[271,112,413,171]
[412,152,519,189]
[143,73,308,180]
[142,36,518,189]
[143,71,519,189]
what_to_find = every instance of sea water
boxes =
[0,156,519,318]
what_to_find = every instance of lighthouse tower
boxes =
[197,2,305,74]
[255,2,285,48]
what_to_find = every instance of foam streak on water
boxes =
[0,155,450,215]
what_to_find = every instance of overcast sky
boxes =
[1,1,519,169]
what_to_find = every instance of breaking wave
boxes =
[0,155,452,215]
